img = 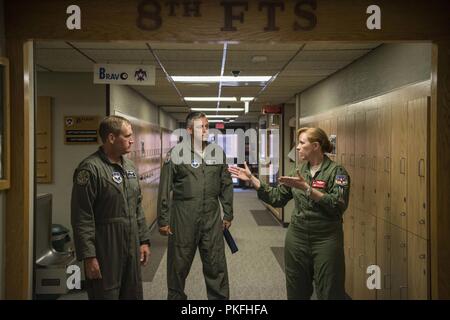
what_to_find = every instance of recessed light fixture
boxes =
[185,97,237,102]
[206,115,239,118]
[251,55,268,63]
[172,76,272,83]
[191,108,244,111]
[240,97,254,102]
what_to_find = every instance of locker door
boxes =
[407,233,429,299]
[407,97,429,239]
[390,224,408,300]
[376,104,391,222]
[354,111,366,211]
[376,218,391,300]
[352,209,366,299]
[365,109,378,216]
[345,113,356,214]
[363,212,377,300]
[390,101,408,230]
[343,212,354,298]
[337,116,346,165]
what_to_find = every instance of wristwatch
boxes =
[305,185,312,198]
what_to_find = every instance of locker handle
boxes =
[419,219,426,225]
[400,286,408,300]
[400,212,406,217]
[418,159,425,177]
[360,155,366,168]
[384,274,391,290]
[350,154,355,167]
[419,254,426,260]
[358,254,365,269]
[372,156,377,171]
[384,156,391,173]
[400,157,406,174]
[341,153,346,165]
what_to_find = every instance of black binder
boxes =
[223,228,238,254]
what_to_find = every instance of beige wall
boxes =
[110,85,159,124]
[36,72,106,235]
[300,43,432,117]
[0,0,5,299]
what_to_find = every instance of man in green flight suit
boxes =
[157,112,234,300]
[71,115,151,300]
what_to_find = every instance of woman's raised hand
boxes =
[228,161,252,181]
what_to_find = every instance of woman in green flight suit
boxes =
[229,127,350,300]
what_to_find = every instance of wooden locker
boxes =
[376,103,391,222]
[345,113,356,224]
[363,212,377,300]
[390,224,408,300]
[407,97,429,239]
[407,233,429,299]
[354,111,366,211]
[390,101,408,230]
[352,209,366,299]
[337,116,346,165]
[376,218,391,300]
[343,208,354,298]
[365,109,378,216]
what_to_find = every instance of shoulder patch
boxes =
[335,174,348,186]
[76,169,91,186]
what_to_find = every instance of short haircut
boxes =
[185,111,207,128]
[99,115,131,143]
[297,127,333,154]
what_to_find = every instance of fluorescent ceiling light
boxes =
[240,97,254,102]
[206,115,239,118]
[191,108,244,111]
[208,120,225,123]
[244,101,249,114]
[185,97,237,102]
[173,76,272,83]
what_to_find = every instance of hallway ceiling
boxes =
[35,41,380,123]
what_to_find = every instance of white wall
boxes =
[110,84,177,129]
[159,109,177,131]
[300,43,432,117]
[36,72,106,234]
[110,85,159,124]
[0,0,6,300]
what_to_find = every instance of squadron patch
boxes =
[76,170,90,186]
[335,175,348,186]
[112,171,123,184]
[191,159,200,169]
[126,170,137,179]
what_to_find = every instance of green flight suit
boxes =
[257,155,350,300]
[157,142,234,300]
[71,147,151,300]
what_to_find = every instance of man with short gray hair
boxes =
[157,112,234,300]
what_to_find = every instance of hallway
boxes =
[142,189,288,300]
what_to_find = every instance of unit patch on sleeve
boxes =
[76,169,90,186]
[335,175,349,186]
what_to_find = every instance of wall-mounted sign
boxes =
[93,64,155,86]
[64,116,100,144]
[262,105,283,114]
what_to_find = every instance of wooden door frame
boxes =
[3,0,450,299]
